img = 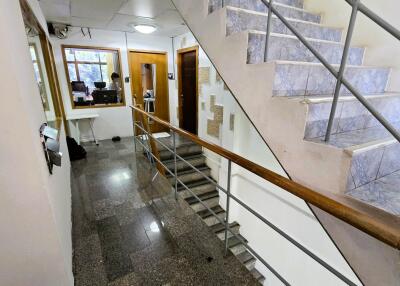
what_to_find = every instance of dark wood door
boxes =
[180,50,198,134]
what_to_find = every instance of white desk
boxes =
[66,113,99,145]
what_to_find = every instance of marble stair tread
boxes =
[273,61,390,97]
[274,0,304,8]
[197,205,226,219]
[166,165,210,177]
[226,6,342,42]
[301,93,400,139]
[251,268,266,283]
[247,31,364,65]
[210,0,321,23]
[224,234,248,248]
[177,178,217,191]
[162,153,207,172]
[346,170,400,216]
[236,250,256,265]
[185,190,220,205]
[308,121,400,149]
[210,221,240,234]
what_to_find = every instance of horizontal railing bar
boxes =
[345,0,400,41]
[134,122,229,194]
[228,192,358,285]
[260,0,400,144]
[131,105,400,250]
[226,227,291,285]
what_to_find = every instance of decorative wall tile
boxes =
[199,67,210,84]
[350,147,385,188]
[207,95,224,138]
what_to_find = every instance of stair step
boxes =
[162,154,207,172]
[251,268,266,284]
[159,142,202,161]
[186,190,220,212]
[226,6,342,42]
[167,166,211,185]
[178,180,216,199]
[224,235,248,255]
[211,0,321,23]
[247,32,363,65]
[346,170,400,216]
[275,0,304,8]
[237,250,257,270]
[303,93,400,139]
[273,61,390,97]
[211,221,241,239]
[197,205,226,226]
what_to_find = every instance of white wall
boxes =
[304,0,400,91]
[52,28,176,141]
[0,0,72,285]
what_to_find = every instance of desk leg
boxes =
[89,118,99,145]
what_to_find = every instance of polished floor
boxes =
[71,137,259,285]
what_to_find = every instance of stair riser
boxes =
[273,63,390,97]
[348,142,400,190]
[203,212,226,226]
[164,157,206,173]
[169,169,211,185]
[248,33,363,65]
[216,225,240,240]
[211,0,320,23]
[230,244,247,256]
[305,97,400,139]
[189,197,220,212]
[244,259,256,271]
[179,184,216,199]
[159,145,202,161]
[226,9,342,42]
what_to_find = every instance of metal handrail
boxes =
[131,106,368,286]
[260,0,400,143]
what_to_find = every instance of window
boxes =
[62,46,125,108]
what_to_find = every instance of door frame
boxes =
[128,49,170,132]
[177,45,199,134]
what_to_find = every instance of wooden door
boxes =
[129,51,169,133]
[178,46,198,134]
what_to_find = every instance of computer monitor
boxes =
[92,90,118,104]
[71,81,86,92]
[94,82,106,89]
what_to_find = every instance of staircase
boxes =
[172,0,400,216]
[158,139,266,284]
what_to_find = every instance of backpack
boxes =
[66,136,87,161]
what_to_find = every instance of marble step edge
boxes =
[226,5,340,30]
[344,137,398,155]
[166,165,210,177]
[299,92,400,104]
[248,30,361,48]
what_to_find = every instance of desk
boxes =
[66,113,99,145]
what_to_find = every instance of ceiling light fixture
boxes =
[134,24,157,34]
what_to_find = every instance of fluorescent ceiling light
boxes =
[134,24,157,34]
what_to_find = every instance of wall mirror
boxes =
[21,0,61,128]
[62,45,125,109]
[141,63,157,117]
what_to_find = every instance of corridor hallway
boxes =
[71,137,259,285]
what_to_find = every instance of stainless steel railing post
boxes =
[264,0,273,62]
[224,160,232,256]
[325,0,360,142]
[132,110,137,153]
[173,131,178,200]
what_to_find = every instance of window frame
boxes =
[61,45,126,109]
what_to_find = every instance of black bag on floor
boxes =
[66,136,87,161]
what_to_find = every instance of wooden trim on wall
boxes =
[61,44,126,110]
[177,45,199,133]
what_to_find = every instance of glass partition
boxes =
[62,46,125,109]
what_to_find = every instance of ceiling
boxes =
[38,0,188,37]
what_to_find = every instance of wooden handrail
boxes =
[130,105,400,249]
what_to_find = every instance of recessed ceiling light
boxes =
[134,24,157,34]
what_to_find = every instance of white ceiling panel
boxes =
[118,0,175,18]
[70,17,108,30]
[39,1,71,23]
[71,0,125,20]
